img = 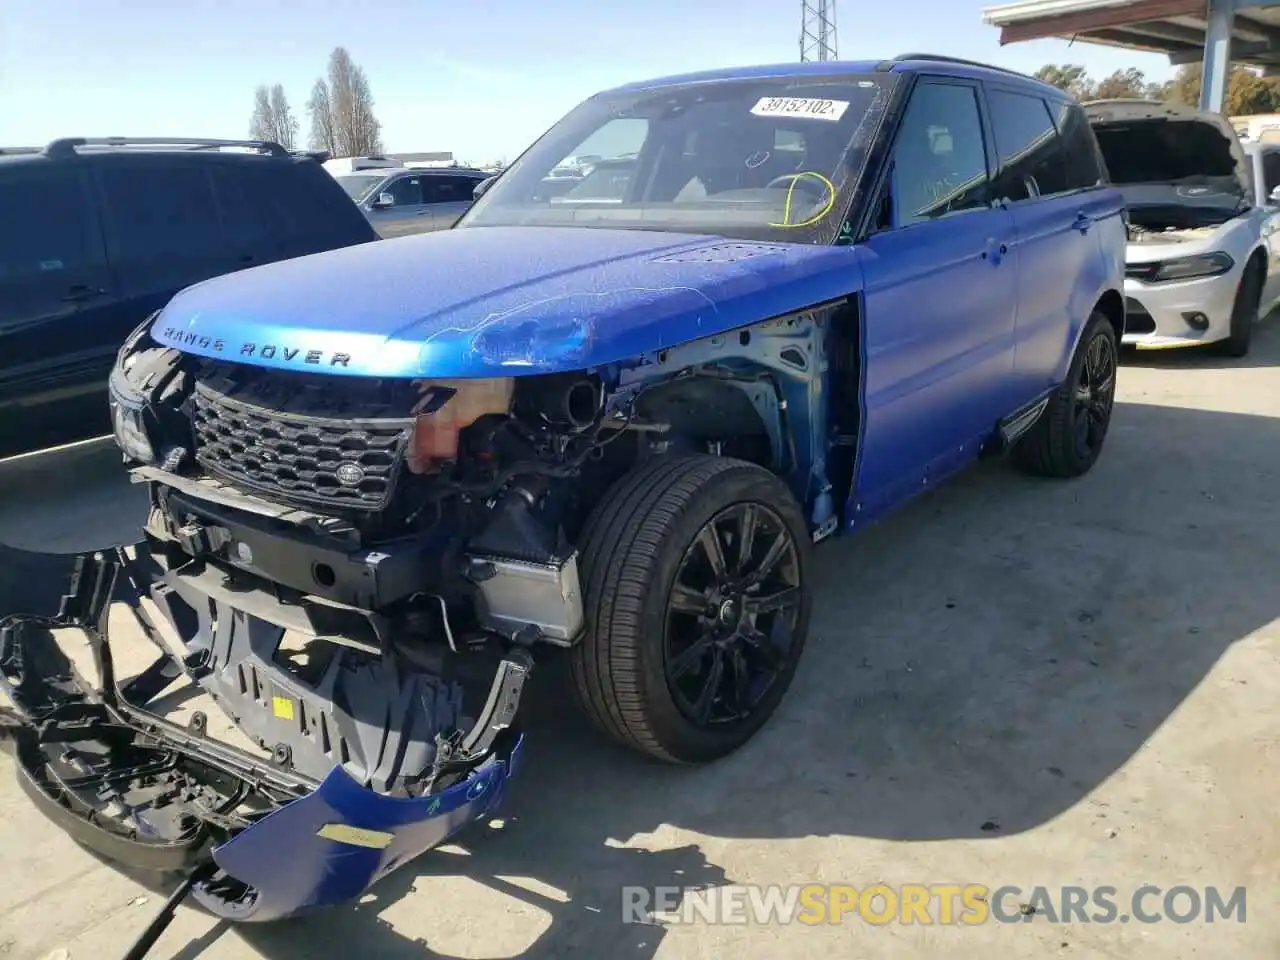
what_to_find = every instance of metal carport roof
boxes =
[983,0,1280,68]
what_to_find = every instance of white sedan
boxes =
[1086,99,1280,358]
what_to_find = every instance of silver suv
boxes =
[334,167,490,238]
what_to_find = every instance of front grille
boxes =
[191,373,413,513]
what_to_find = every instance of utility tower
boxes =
[800,0,837,62]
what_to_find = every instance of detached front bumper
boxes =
[0,542,526,924]
[1122,266,1242,348]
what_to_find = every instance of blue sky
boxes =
[1,0,1175,163]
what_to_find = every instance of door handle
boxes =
[1073,212,1093,233]
[61,285,107,303]
[980,238,1009,263]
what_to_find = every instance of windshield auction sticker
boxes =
[751,97,850,122]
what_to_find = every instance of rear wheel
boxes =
[570,454,812,764]
[1013,310,1117,479]
[1218,259,1263,358]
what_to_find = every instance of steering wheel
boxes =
[766,173,831,198]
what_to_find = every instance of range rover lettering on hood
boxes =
[156,324,353,368]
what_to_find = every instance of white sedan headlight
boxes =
[1149,251,1235,283]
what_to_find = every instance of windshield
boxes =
[457,73,896,244]
[335,173,387,202]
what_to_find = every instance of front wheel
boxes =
[1218,259,1263,358]
[1013,310,1117,479]
[570,455,812,764]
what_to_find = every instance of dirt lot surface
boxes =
[2,326,1278,960]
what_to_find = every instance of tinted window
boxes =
[423,176,479,203]
[1050,100,1105,190]
[209,165,276,252]
[267,162,373,247]
[99,164,222,260]
[986,88,1070,202]
[1262,151,1280,199]
[388,176,423,205]
[0,168,102,279]
[891,81,990,227]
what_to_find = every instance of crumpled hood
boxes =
[1085,99,1252,200]
[150,226,859,379]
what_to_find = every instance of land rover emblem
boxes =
[335,462,365,486]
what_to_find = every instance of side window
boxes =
[209,166,277,251]
[423,176,477,204]
[99,164,222,261]
[1051,101,1106,190]
[890,81,990,228]
[0,169,103,281]
[1262,151,1280,201]
[986,88,1070,202]
[388,176,423,206]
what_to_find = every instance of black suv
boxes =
[0,137,378,457]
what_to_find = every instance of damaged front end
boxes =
[0,541,527,927]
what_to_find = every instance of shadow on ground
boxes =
[3,398,1278,959]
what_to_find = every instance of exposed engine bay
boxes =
[101,315,793,786]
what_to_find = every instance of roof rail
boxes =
[0,146,43,156]
[892,52,1034,80]
[292,149,331,163]
[42,137,289,159]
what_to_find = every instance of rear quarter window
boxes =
[254,160,376,250]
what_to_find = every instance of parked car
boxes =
[334,166,492,237]
[1086,99,1279,357]
[1,54,1124,936]
[0,137,378,457]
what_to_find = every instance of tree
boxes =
[1034,64,1097,101]
[248,83,299,150]
[307,78,337,155]
[1166,63,1280,114]
[1094,67,1148,100]
[307,47,382,158]
[268,85,298,151]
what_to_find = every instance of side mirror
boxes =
[1268,185,1280,205]
[473,176,497,201]
[371,192,395,209]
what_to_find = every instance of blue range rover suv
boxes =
[1,54,1124,928]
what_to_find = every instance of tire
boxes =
[570,454,812,764]
[1218,259,1263,358]
[1013,310,1117,479]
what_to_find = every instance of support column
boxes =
[1200,0,1236,113]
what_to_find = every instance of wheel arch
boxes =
[1093,288,1125,345]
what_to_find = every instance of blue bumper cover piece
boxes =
[197,734,523,921]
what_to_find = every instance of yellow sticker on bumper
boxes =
[315,824,396,849]
[271,695,294,721]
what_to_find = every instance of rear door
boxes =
[855,76,1020,520]
[0,162,123,409]
[423,174,482,229]
[369,173,433,237]
[208,162,287,271]
[93,158,232,320]
[984,87,1113,398]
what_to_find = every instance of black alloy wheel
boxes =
[1071,328,1116,460]
[664,502,803,727]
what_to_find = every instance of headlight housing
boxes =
[1146,251,1235,283]
[108,313,161,463]
[109,393,155,464]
